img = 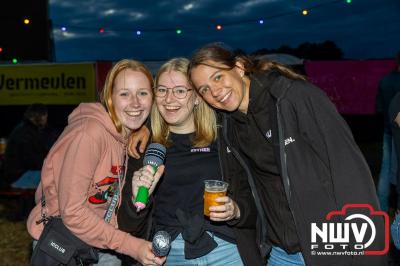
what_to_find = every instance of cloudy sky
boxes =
[49,0,400,62]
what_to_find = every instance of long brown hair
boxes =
[188,42,305,82]
[152,58,217,147]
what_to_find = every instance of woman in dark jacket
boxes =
[118,58,264,266]
[188,43,387,266]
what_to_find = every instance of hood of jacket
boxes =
[68,102,126,144]
[251,70,294,102]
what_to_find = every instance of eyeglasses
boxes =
[154,85,193,99]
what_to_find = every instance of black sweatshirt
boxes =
[230,79,301,253]
[153,133,236,258]
[118,132,236,259]
[119,130,265,265]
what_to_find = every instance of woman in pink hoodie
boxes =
[27,59,166,266]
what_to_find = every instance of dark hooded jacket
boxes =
[218,71,387,266]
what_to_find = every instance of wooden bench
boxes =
[0,188,36,220]
[0,188,35,198]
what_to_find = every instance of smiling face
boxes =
[111,69,153,135]
[155,70,198,133]
[190,60,249,113]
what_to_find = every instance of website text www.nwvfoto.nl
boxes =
[311,250,364,256]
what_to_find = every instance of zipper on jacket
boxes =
[216,126,225,183]
[275,100,301,246]
[276,103,291,202]
[221,113,270,256]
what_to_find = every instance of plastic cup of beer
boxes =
[203,180,229,216]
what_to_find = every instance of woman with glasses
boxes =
[118,58,264,266]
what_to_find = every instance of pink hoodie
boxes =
[27,102,143,259]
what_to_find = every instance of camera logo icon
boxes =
[310,204,389,256]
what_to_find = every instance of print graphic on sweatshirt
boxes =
[88,165,124,204]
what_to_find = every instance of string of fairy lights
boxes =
[55,0,353,35]
[1,0,353,64]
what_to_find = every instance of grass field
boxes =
[0,201,32,266]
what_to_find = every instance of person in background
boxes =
[375,52,400,212]
[389,90,400,250]
[118,58,264,266]
[3,103,53,187]
[26,59,165,266]
[188,43,386,266]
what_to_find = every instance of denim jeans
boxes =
[164,233,243,266]
[391,214,400,250]
[267,246,305,266]
[92,251,121,266]
[377,133,397,211]
[32,241,121,266]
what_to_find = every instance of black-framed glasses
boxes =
[154,85,193,99]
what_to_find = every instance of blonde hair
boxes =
[151,58,217,147]
[101,59,153,133]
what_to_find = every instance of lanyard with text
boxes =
[104,164,125,223]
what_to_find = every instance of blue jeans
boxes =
[377,133,397,211]
[391,213,400,250]
[164,233,243,266]
[267,246,305,266]
[92,251,121,266]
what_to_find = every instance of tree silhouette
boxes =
[251,40,343,60]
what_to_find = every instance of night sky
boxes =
[50,0,400,62]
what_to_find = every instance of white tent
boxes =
[257,54,304,65]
